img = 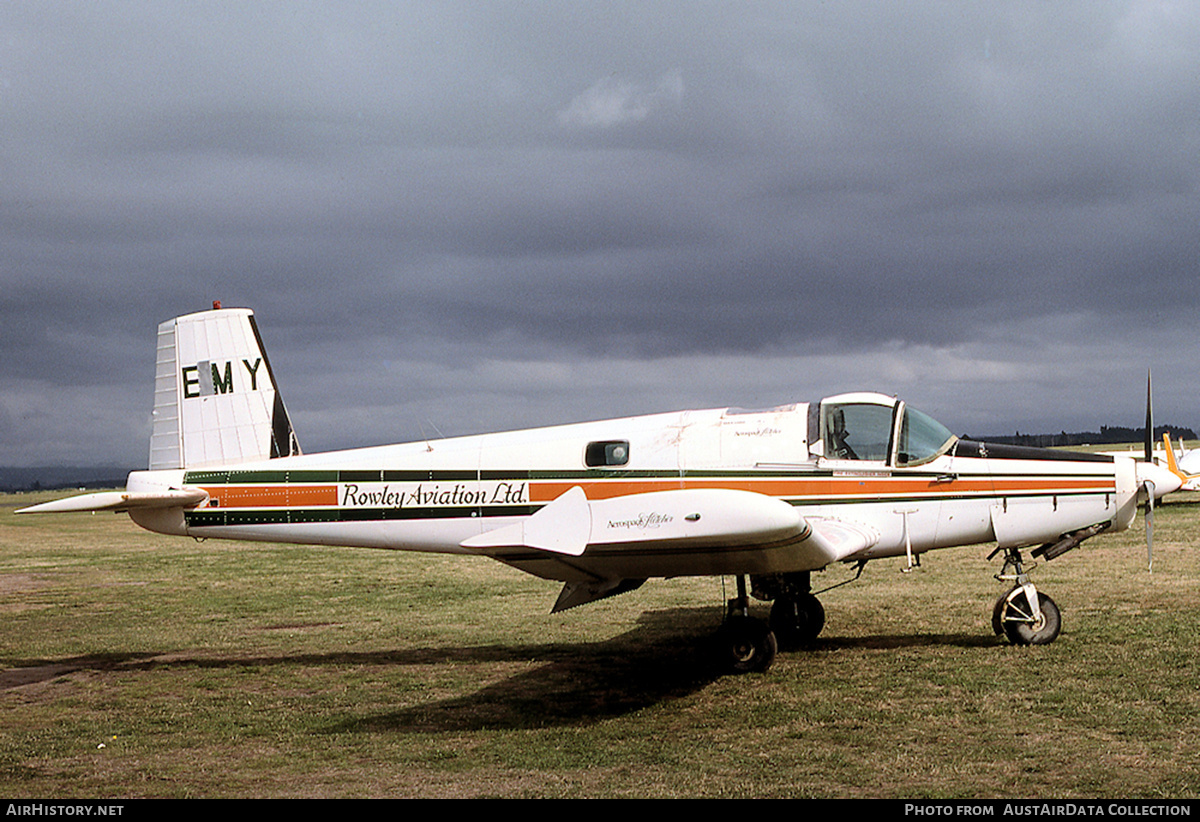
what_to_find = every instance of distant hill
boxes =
[0,466,131,492]
[965,425,1197,449]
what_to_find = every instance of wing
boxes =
[462,486,878,609]
[463,485,813,553]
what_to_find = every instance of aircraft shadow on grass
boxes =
[336,620,996,734]
[1,606,997,733]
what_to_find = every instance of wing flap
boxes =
[800,517,880,563]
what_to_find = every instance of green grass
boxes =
[2,489,1199,798]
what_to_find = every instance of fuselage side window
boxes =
[823,403,894,462]
[585,440,630,467]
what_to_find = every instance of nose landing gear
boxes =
[990,546,1062,646]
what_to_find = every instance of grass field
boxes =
[2,489,1199,799]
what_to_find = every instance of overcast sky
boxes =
[3,1,1199,468]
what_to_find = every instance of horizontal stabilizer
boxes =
[17,488,208,515]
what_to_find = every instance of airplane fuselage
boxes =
[127,398,1139,586]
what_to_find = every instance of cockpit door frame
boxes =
[816,394,902,467]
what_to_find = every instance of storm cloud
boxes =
[3,2,1198,468]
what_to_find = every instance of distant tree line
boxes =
[966,425,1197,449]
[0,467,129,493]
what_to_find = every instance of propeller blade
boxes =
[1144,369,1153,463]
[1145,480,1154,573]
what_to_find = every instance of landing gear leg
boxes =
[715,575,777,674]
[990,546,1062,646]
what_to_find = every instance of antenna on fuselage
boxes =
[416,417,445,452]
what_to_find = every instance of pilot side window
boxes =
[823,403,894,462]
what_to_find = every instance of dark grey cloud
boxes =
[3,1,1199,467]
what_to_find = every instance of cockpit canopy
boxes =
[820,392,956,467]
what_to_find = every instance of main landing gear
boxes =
[712,543,1068,671]
[989,546,1062,646]
[714,572,826,674]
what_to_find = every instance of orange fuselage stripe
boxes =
[203,485,339,508]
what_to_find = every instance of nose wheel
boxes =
[990,547,1063,646]
[993,586,1061,645]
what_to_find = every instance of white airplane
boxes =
[19,306,1180,673]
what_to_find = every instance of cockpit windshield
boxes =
[896,405,957,466]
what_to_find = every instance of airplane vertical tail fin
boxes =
[1162,433,1182,479]
[1161,432,1200,488]
[149,306,301,470]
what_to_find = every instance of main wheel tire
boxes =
[769,593,826,648]
[1001,591,1061,646]
[716,616,778,674]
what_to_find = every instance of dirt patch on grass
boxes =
[0,572,47,595]
[0,573,54,613]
